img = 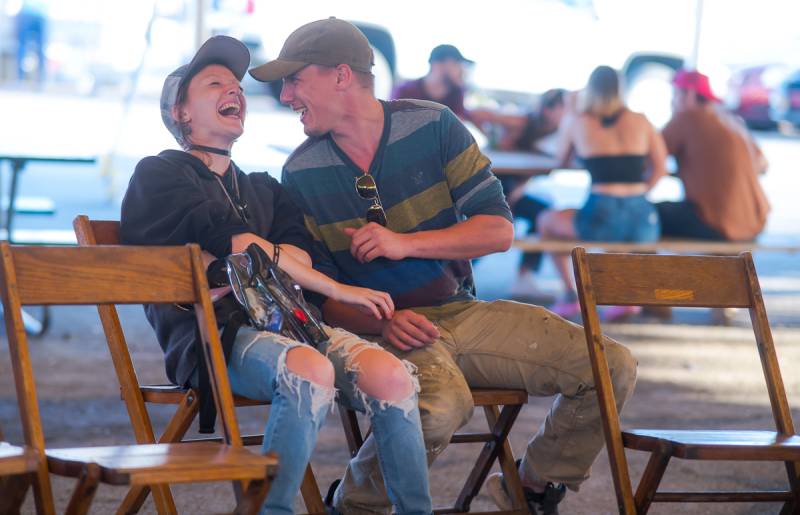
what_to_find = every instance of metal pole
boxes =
[195,0,208,50]
[688,0,704,70]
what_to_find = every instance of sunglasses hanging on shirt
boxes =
[355,174,387,226]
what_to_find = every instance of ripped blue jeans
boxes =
[227,328,335,515]
[320,327,432,515]
[227,326,431,515]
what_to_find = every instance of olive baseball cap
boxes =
[161,35,250,147]
[249,17,374,82]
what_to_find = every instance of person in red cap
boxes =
[657,69,770,241]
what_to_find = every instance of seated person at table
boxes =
[493,89,567,301]
[391,44,473,121]
[119,35,432,515]
[537,66,667,320]
[494,88,567,154]
[658,69,770,242]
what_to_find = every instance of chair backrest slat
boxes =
[84,220,120,246]
[10,246,196,306]
[585,253,751,307]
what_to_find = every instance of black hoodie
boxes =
[120,150,311,386]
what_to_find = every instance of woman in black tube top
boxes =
[537,65,667,320]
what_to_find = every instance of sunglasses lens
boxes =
[366,204,387,226]
[356,175,378,199]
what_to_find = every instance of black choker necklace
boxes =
[190,144,230,156]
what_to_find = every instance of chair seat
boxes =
[0,442,38,475]
[470,388,528,406]
[623,429,800,460]
[46,442,277,486]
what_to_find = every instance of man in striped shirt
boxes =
[251,18,637,515]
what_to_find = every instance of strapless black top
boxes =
[580,154,647,184]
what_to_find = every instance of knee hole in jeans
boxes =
[352,348,415,402]
[285,345,335,388]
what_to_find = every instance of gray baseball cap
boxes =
[161,35,250,148]
[249,17,373,82]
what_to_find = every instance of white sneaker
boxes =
[485,472,514,511]
[510,271,555,305]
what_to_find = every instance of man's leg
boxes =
[656,201,726,240]
[440,300,637,491]
[516,195,550,272]
[322,327,432,515]
[332,336,473,514]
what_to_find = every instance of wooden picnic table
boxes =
[484,150,562,177]
[0,154,97,241]
[0,154,97,337]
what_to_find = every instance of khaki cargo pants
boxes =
[332,300,637,514]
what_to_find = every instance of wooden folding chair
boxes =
[72,215,326,514]
[571,247,800,514]
[340,387,529,514]
[0,243,277,514]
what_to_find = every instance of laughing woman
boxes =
[120,36,432,515]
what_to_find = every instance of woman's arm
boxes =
[231,233,393,319]
[278,244,312,267]
[644,121,668,190]
[554,116,576,168]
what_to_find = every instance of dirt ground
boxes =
[2,304,799,515]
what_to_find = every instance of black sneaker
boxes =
[485,459,566,515]
[324,478,342,515]
[524,482,567,515]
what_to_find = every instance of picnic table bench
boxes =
[513,237,800,255]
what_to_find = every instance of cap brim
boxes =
[186,36,250,81]
[249,59,308,82]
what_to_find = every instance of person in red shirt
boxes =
[658,69,770,241]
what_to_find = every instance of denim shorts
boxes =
[575,193,660,242]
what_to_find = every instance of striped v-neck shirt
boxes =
[282,99,511,310]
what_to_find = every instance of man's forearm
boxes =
[404,214,513,260]
[323,298,384,335]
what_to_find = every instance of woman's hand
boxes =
[330,283,395,320]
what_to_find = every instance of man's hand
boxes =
[381,309,440,351]
[343,223,410,263]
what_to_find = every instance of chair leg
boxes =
[453,404,523,513]
[0,473,32,514]
[489,407,526,512]
[301,462,327,514]
[780,461,800,515]
[32,460,56,515]
[234,473,273,515]
[339,405,364,457]
[633,445,671,515]
[65,463,101,515]
[117,394,197,515]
